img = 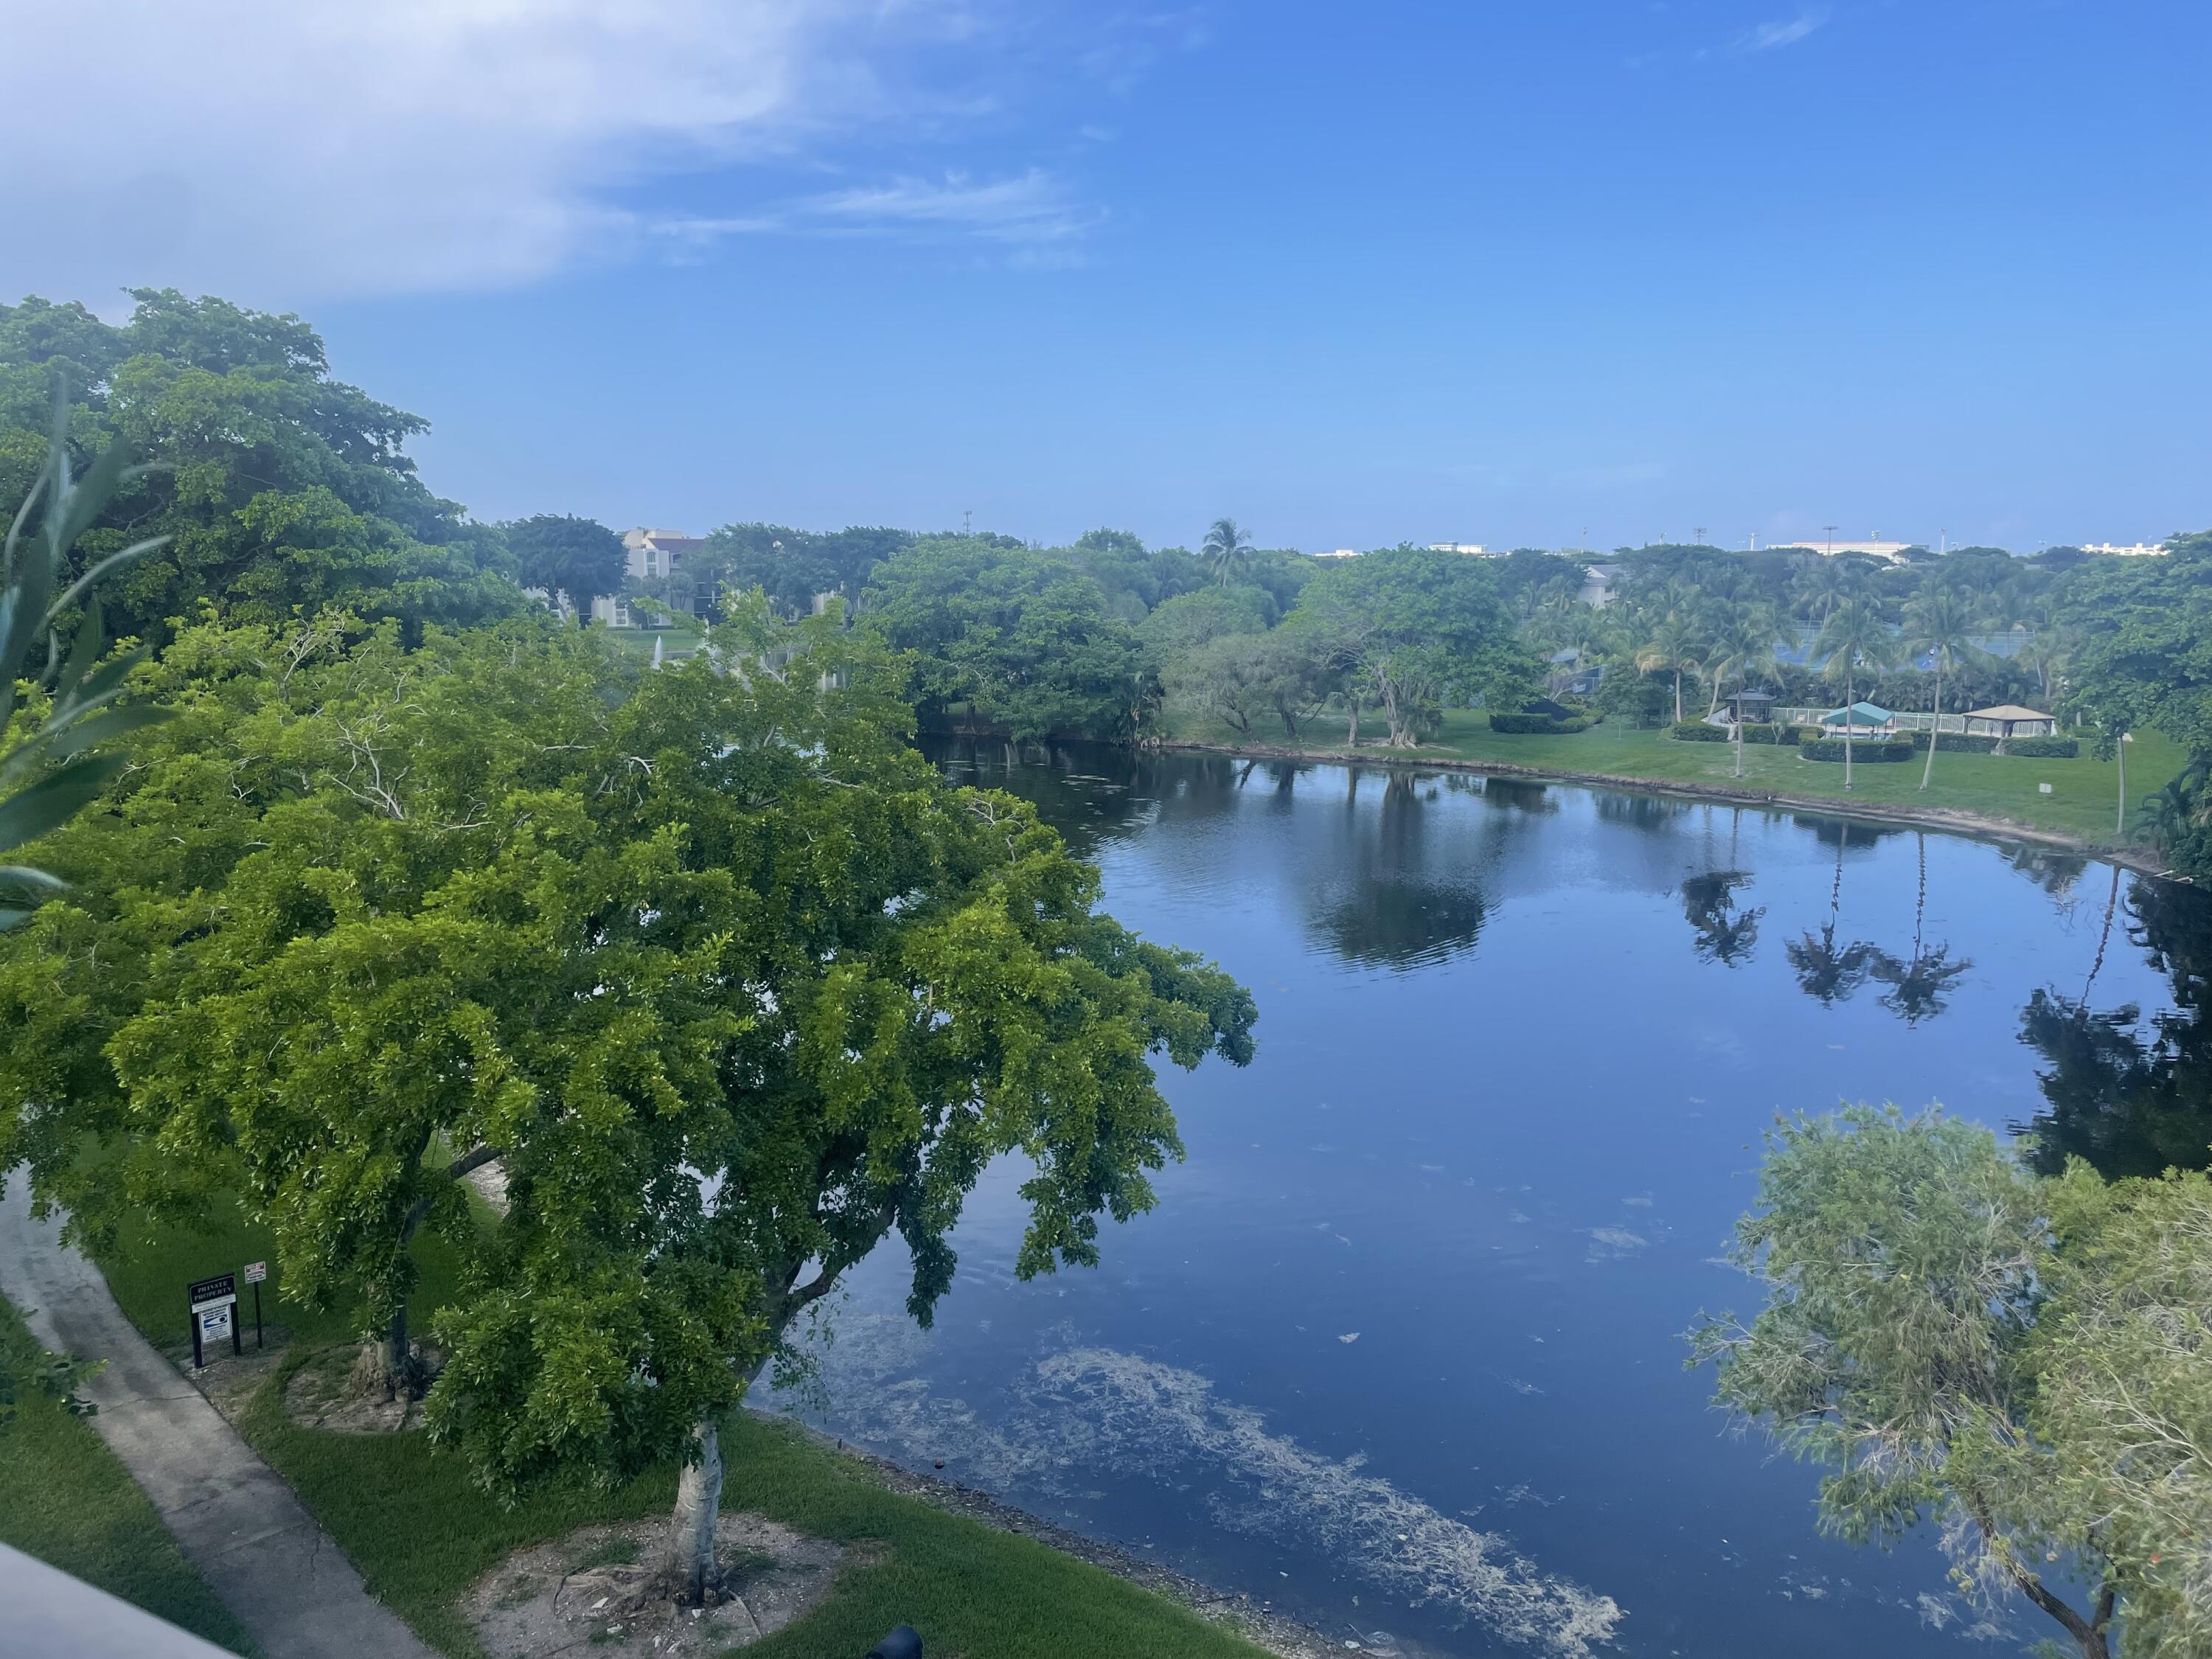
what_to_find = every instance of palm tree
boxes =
[1814,594,1896,790]
[1202,518,1254,587]
[1637,613,1704,726]
[1788,834,1876,1004]
[1871,835,1972,1023]
[1793,555,1860,627]
[1902,586,1979,791]
[1705,605,1785,779]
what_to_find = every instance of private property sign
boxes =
[188,1273,240,1368]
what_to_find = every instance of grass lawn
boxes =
[0,1298,256,1655]
[599,624,706,664]
[230,1350,1267,1659]
[1166,706,2185,850]
[90,1187,470,1357]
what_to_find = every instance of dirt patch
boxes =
[175,1329,292,1427]
[281,1342,434,1433]
[465,1514,847,1658]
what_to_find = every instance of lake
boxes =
[784,742,2212,1659]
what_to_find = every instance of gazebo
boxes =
[1725,689,1775,725]
[1820,701,1895,737]
[1962,703,2056,740]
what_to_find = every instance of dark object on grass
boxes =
[866,1626,922,1659]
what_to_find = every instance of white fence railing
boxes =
[1773,709,1969,731]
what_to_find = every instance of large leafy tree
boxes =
[1691,1107,2209,1659]
[0,601,1253,1602]
[0,291,518,639]
[863,537,1159,742]
[2062,532,2212,871]
[689,523,914,619]
[1289,546,1534,748]
[503,513,627,622]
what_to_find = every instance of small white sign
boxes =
[243,1262,268,1284]
[2039,782,2053,795]
[198,1304,234,1343]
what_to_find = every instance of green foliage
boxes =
[1136,585,1273,654]
[690,523,913,619]
[0,604,1253,1503]
[2006,735,2081,759]
[862,537,1159,740]
[1163,629,1329,740]
[1908,731,2003,754]
[1801,738,1913,763]
[0,1301,250,1652]
[1488,712,1590,734]
[503,514,627,618]
[1693,1109,2212,1658]
[1287,546,1534,748]
[1669,720,1729,742]
[0,291,519,640]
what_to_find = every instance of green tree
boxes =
[1287,546,1533,748]
[1903,586,1980,790]
[1201,517,1255,587]
[1635,612,1703,726]
[1137,585,1273,655]
[0,291,518,639]
[0,394,174,1429]
[1705,604,1785,779]
[862,538,1158,741]
[503,514,627,624]
[1813,594,1896,790]
[0,605,1254,1602]
[1689,1108,2130,1658]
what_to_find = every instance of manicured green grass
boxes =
[230,1352,1266,1659]
[600,625,706,664]
[232,1352,673,1656]
[1167,706,2185,850]
[0,1298,255,1655]
[91,1190,470,1356]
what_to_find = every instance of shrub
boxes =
[1670,721,1730,742]
[1736,723,1801,745]
[1489,712,1590,735]
[1801,738,1914,763]
[2004,735,2080,759]
[1907,731,2001,754]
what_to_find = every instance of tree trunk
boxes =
[1919,661,1941,790]
[1843,672,1854,790]
[1673,671,1683,726]
[664,1416,726,1606]
[1346,695,1360,748]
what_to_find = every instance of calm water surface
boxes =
[785,744,2212,1659]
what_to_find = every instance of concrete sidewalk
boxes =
[0,1173,435,1659]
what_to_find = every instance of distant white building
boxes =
[2080,540,2167,557]
[594,527,710,626]
[1579,563,1621,608]
[1312,548,1362,559]
[1768,535,1914,563]
[1427,542,1489,555]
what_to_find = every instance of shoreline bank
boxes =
[1155,737,2177,879]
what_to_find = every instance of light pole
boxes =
[2118,731,2134,836]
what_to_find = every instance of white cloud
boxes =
[1739,7,1830,52]
[804,170,1102,245]
[0,0,1094,304]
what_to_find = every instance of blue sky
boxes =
[9,2,2208,552]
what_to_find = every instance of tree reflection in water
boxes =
[2019,872,2212,1176]
[1308,768,1489,970]
[1870,834,1972,1025]
[1787,826,1879,1004]
[1680,871,1764,965]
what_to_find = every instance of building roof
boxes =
[1964,703,2054,723]
[1820,701,1893,724]
[1728,689,1775,702]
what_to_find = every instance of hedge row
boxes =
[1738,723,1803,745]
[1489,713,1593,734]
[1669,721,1731,742]
[1907,731,2001,754]
[1801,738,1916,763]
[2006,735,2081,759]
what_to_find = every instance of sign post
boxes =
[187,1273,240,1369]
[243,1262,267,1349]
